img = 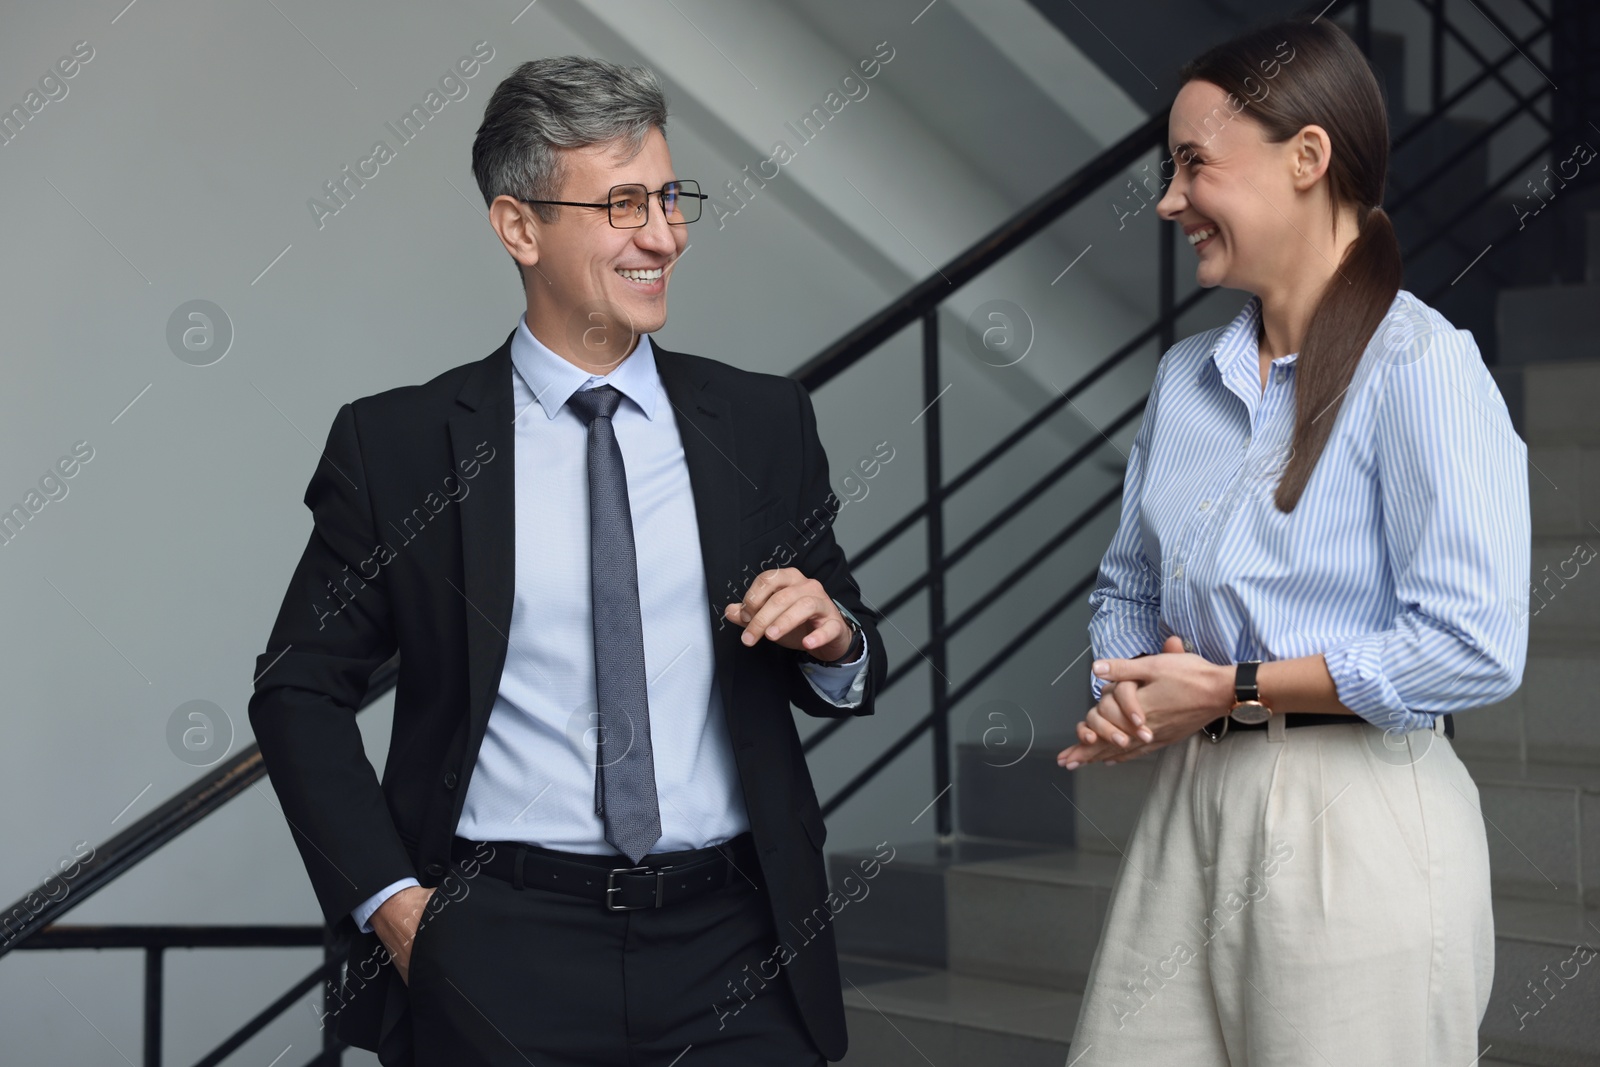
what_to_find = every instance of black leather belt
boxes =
[449,831,763,911]
[1200,712,1454,740]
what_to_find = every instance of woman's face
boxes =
[1157,79,1314,296]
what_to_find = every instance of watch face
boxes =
[1230,702,1270,725]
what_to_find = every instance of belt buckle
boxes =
[605,864,673,911]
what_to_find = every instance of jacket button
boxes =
[443,770,459,789]
[424,862,445,878]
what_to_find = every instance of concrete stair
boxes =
[839,956,1081,1066]
[833,741,1600,1065]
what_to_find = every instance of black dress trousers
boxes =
[404,840,827,1066]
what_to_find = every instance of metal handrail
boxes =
[1389,82,1555,214]
[0,655,399,959]
[844,286,1212,574]
[1393,15,1549,151]
[0,656,396,1067]
[791,110,1170,393]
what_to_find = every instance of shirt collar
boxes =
[1208,294,1298,385]
[510,311,660,422]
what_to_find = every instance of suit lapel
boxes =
[654,344,741,728]
[450,331,518,750]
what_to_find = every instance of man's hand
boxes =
[371,884,437,986]
[723,568,856,663]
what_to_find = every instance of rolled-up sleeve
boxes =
[1087,363,1167,702]
[1321,327,1530,733]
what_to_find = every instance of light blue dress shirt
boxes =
[353,317,868,932]
[1088,290,1529,734]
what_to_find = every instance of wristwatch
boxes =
[801,600,862,665]
[1202,661,1272,741]
[1230,661,1271,724]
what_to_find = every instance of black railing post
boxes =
[921,309,952,838]
[144,946,162,1067]
[1430,0,1445,110]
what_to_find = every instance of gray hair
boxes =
[472,56,668,281]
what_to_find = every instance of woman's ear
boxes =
[1289,124,1333,191]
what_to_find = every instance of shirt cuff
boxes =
[1321,633,1437,734]
[799,605,869,708]
[351,876,420,934]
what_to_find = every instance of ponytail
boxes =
[1273,204,1401,511]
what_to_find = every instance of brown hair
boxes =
[1179,19,1401,512]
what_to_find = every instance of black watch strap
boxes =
[1234,661,1261,704]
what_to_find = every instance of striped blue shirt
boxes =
[1087,290,1530,734]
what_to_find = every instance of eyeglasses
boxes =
[519,180,706,228]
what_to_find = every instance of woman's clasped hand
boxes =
[1056,635,1233,769]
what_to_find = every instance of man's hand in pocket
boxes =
[372,885,437,986]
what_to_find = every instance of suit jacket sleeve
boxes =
[247,401,415,926]
[784,378,889,719]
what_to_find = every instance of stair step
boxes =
[1457,755,1600,908]
[1481,897,1600,1067]
[1459,626,1600,750]
[958,739,1155,853]
[945,846,1121,991]
[832,896,1597,1067]
[1529,443,1600,538]
[1527,622,1600,659]
[1526,536,1600,630]
[956,740,1078,848]
[837,956,1079,1067]
[1498,285,1600,367]
[828,838,1054,969]
[1454,625,1600,765]
[1512,361,1600,446]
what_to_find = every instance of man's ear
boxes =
[488,195,544,280]
[1289,124,1333,192]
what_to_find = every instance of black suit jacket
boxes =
[247,329,886,1064]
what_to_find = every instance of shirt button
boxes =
[1198,500,1210,511]
[1182,638,1195,653]
[1174,563,1185,579]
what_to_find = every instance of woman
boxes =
[1057,17,1529,1065]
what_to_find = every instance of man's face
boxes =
[527,127,686,367]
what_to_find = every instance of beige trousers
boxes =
[1068,716,1493,1066]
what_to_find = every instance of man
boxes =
[248,55,886,1066]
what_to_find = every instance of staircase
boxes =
[829,224,1600,1067]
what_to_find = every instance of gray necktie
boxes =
[566,384,662,864]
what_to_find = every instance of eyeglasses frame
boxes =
[517,180,707,228]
